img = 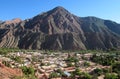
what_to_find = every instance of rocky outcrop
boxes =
[0,6,120,50]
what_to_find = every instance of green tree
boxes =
[81,73,92,79]
[71,68,81,77]
[90,54,115,66]
[112,62,120,73]
[66,57,79,63]
[56,69,66,77]
[84,61,90,67]
[104,73,118,79]
[102,68,110,73]
[93,68,103,76]
[67,62,74,67]
[49,72,59,78]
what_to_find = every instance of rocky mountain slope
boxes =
[0,6,120,50]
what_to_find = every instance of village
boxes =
[0,50,114,79]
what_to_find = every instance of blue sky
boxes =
[0,0,120,23]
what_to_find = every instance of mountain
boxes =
[0,6,120,50]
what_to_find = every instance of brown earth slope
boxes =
[0,62,23,79]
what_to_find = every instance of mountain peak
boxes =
[51,6,69,13]
[54,6,65,10]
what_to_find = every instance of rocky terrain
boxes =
[0,6,120,50]
[0,61,23,79]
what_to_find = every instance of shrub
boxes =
[21,66,35,76]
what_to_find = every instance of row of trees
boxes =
[90,54,120,79]
[49,68,93,79]
[90,54,115,66]
[0,48,36,55]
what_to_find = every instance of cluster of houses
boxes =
[0,51,110,79]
